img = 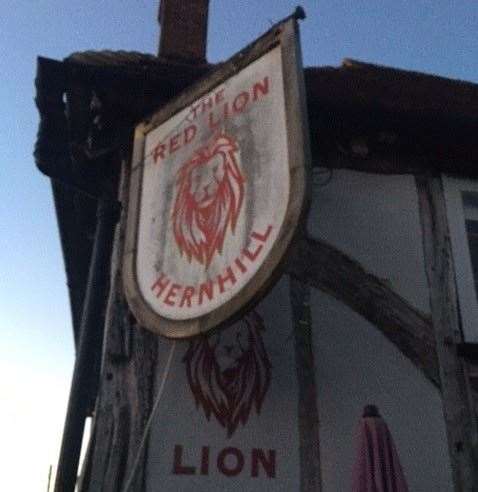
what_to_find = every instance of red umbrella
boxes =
[351,405,409,492]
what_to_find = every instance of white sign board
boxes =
[146,279,302,491]
[124,18,309,337]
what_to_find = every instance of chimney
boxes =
[158,0,210,63]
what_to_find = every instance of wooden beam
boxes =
[304,62,478,128]
[289,278,322,491]
[286,236,440,387]
[416,175,478,491]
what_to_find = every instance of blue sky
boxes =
[1,1,477,489]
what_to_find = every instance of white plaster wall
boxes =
[308,169,453,491]
[309,169,430,312]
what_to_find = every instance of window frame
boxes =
[443,175,478,343]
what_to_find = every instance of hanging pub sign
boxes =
[123,13,310,338]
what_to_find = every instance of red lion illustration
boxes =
[183,311,272,437]
[171,133,245,268]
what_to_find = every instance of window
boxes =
[443,176,478,342]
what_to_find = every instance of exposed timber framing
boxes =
[416,175,478,491]
[54,197,119,492]
[80,155,159,492]
[290,278,322,491]
[286,236,440,388]
[34,2,478,489]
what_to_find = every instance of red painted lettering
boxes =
[215,88,225,105]
[251,449,276,478]
[153,143,166,164]
[189,104,201,121]
[217,267,236,294]
[243,243,263,262]
[184,124,196,144]
[232,91,249,113]
[151,273,170,298]
[169,134,180,154]
[208,111,221,130]
[200,446,210,476]
[152,125,197,163]
[171,445,277,478]
[201,97,214,113]
[173,445,196,475]
[164,283,181,306]
[251,225,273,243]
[198,280,214,305]
[217,447,244,477]
[253,76,270,101]
[223,102,230,119]
[179,286,195,308]
[235,257,247,273]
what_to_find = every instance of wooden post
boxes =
[416,175,478,491]
[158,0,209,62]
[290,277,322,491]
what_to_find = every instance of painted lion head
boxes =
[183,311,271,437]
[171,133,245,268]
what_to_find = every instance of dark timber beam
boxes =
[286,236,440,388]
[416,176,478,491]
[289,279,322,491]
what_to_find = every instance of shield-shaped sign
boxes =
[123,16,310,338]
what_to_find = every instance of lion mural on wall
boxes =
[171,133,246,268]
[183,311,272,437]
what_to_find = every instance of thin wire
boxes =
[122,340,177,492]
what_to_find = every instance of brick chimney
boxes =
[158,0,210,63]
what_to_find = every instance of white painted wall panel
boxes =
[146,279,302,491]
[309,169,430,313]
[311,291,452,491]
[308,169,452,491]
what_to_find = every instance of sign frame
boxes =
[123,15,311,338]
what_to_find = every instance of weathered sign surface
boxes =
[124,18,309,337]
[140,48,285,319]
[146,279,302,491]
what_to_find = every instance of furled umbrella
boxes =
[351,404,409,492]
